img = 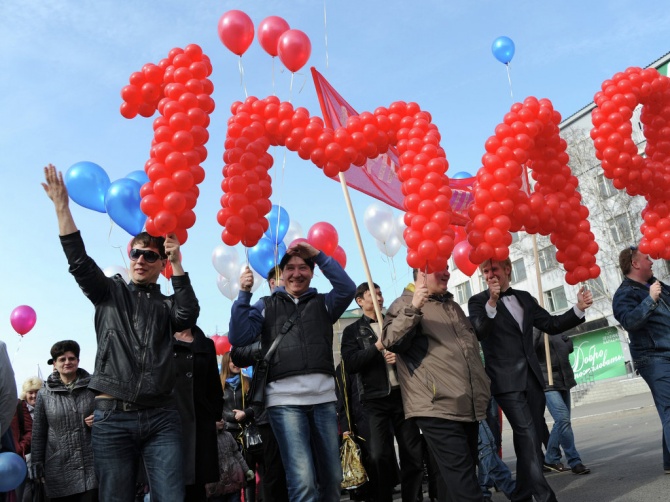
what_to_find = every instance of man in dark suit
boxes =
[468,258,592,502]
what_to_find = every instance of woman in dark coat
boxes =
[173,326,224,502]
[31,340,97,502]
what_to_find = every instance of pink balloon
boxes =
[10,305,37,336]
[257,16,290,57]
[277,29,311,73]
[217,10,255,56]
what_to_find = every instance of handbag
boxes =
[339,362,368,490]
[242,421,263,454]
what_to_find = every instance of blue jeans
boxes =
[92,405,184,502]
[635,355,670,468]
[266,402,342,502]
[478,420,515,499]
[544,390,582,468]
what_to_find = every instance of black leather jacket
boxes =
[341,315,393,401]
[61,231,200,406]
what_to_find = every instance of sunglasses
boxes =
[129,248,164,263]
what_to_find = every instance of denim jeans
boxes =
[92,405,184,502]
[635,355,670,468]
[478,420,516,499]
[544,390,582,468]
[266,402,341,502]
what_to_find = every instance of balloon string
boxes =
[239,57,248,98]
[11,335,23,365]
[289,72,295,103]
[382,243,399,300]
[506,63,514,102]
[272,57,277,96]
[323,0,329,69]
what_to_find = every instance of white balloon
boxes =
[376,236,402,257]
[217,275,240,301]
[283,219,304,247]
[394,214,407,247]
[364,203,394,242]
[212,245,240,280]
[103,265,129,283]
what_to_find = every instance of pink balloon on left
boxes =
[10,305,37,336]
[217,10,255,56]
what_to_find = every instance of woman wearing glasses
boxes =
[31,340,98,502]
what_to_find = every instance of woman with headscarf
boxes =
[31,340,98,502]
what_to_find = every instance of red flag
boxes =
[311,67,473,226]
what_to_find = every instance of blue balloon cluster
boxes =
[491,36,515,65]
[64,162,148,236]
[248,204,292,277]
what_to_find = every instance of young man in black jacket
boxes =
[42,165,200,502]
[341,282,423,502]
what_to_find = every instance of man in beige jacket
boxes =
[382,265,490,502]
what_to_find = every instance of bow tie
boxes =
[499,288,515,298]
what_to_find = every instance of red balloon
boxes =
[332,245,347,269]
[214,335,232,355]
[217,10,254,56]
[453,241,478,277]
[307,222,338,256]
[161,260,173,280]
[257,16,290,57]
[277,29,311,73]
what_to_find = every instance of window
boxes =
[479,273,487,291]
[510,258,527,284]
[597,173,617,199]
[608,214,633,244]
[454,281,472,305]
[544,287,568,313]
[511,232,519,244]
[538,246,558,273]
[587,277,606,300]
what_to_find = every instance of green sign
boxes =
[569,326,627,381]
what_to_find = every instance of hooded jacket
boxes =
[382,288,490,422]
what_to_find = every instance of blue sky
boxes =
[2,0,669,387]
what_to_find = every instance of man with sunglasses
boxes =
[613,245,670,474]
[42,164,200,502]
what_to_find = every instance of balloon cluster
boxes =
[364,203,404,258]
[217,11,311,73]
[212,245,262,301]
[120,44,215,244]
[64,162,148,236]
[591,67,670,259]
[10,305,37,336]
[468,96,600,285]
[219,97,455,273]
[248,205,290,277]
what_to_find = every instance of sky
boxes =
[1,0,669,389]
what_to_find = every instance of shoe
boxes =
[543,462,568,473]
[664,466,670,474]
[571,463,591,475]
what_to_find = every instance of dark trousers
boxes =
[363,390,423,502]
[495,376,556,502]
[415,417,480,502]
[258,423,288,502]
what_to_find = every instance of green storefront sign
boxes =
[569,326,627,381]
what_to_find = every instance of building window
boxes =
[538,246,558,273]
[608,214,633,244]
[479,273,487,291]
[510,258,527,284]
[511,232,519,244]
[454,281,472,305]
[597,173,617,199]
[587,277,606,299]
[544,286,568,313]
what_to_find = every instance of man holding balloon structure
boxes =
[41,164,200,502]
[229,241,355,502]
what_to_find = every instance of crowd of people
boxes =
[2,164,670,502]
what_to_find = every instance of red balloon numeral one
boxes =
[120,44,215,244]
[468,96,600,285]
[218,96,456,273]
[591,67,670,259]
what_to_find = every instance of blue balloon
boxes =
[249,236,287,278]
[125,170,150,187]
[104,178,146,236]
[0,452,27,492]
[491,36,515,65]
[452,171,474,179]
[64,161,111,213]
[264,205,290,244]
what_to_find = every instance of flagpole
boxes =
[531,232,553,386]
